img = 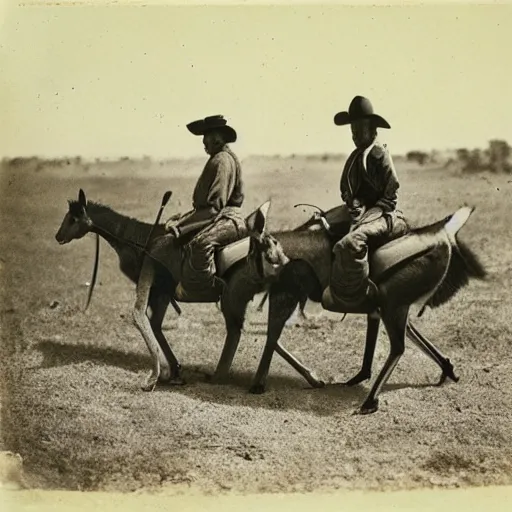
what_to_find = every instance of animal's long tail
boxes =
[423,207,487,312]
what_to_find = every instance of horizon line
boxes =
[2,140,508,163]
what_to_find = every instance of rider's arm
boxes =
[203,152,237,213]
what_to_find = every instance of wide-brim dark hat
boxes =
[186,115,237,143]
[334,96,391,129]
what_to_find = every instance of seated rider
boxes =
[164,115,246,302]
[325,96,408,311]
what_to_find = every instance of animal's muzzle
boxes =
[262,255,290,278]
[55,233,68,245]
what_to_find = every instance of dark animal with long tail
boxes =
[244,203,487,414]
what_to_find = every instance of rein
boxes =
[82,222,156,313]
[84,233,100,311]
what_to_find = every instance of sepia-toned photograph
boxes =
[1,1,512,509]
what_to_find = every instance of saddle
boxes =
[213,205,430,283]
[215,237,252,276]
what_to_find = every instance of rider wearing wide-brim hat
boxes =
[323,96,408,312]
[162,114,247,302]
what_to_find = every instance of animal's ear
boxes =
[246,200,271,236]
[78,189,87,208]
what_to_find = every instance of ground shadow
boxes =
[154,364,370,416]
[35,339,151,372]
[33,339,441,416]
[381,381,446,392]
[34,339,365,415]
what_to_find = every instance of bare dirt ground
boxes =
[1,156,512,495]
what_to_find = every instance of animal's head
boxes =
[55,189,94,245]
[246,200,290,280]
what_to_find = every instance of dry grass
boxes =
[1,156,512,494]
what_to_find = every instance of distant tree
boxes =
[8,157,40,171]
[488,139,511,173]
[456,148,469,164]
[468,149,484,171]
[457,148,486,173]
[406,151,429,165]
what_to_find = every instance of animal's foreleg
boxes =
[343,315,381,386]
[406,321,459,385]
[149,293,184,385]
[169,297,182,316]
[249,290,299,394]
[132,258,167,391]
[275,342,325,389]
[358,306,409,414]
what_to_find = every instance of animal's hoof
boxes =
[343,372,371,387]
[167,376,186,386]
[309,377,326,389]
[158,372,171,384]
[437,359,459,386]
[249,383,266,395]
[356,398,379,415]
[141,379,158,392]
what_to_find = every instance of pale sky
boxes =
[1,2,511,159]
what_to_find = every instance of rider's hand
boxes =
[349,205,366,223]
[164,212,183,232]
[313,211,332,233]
[164,219,181,238]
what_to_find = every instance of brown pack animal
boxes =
[55,190,323,391]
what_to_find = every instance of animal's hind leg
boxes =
[249,289,299,394]
[406,321,459,385]
[132,257,168,392]
[275,343,325,389]
[343,315,381,387]
[358,305,409,415]
[149,291,184,385]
